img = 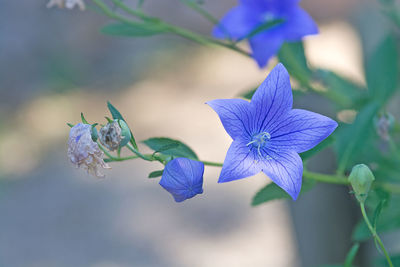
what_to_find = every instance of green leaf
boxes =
[67,123,74,128]
[366,35,399,102]
[251,178,316,206]
[314,69,366,109]
[376,254,400,267]
[142,137,198,160]
[100,22,165,37]
[336,102,380,172]
[107,101,138,150]
[148,170,163,178]
[372,193,389,229]
[153,142,180,154]
[107,101,125,121]
[278,42,312,87]
[105,116,113,123]
[81,112,89,124]
[353,194,400,241]
[301,135,335,161]
[344,243,360,267]
[240,87,257,100]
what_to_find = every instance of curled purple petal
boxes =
[159,158,204,202]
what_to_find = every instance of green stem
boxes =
[360,202,394,267]
[303,170,349,185]
[199,161,400,195]
[179,0,220,26]
[376,181,400,194]
[93,0,251,57]
[98,142,116,160]
[201,160,223,167]
[126,143,153,161]
[98,142,142,162]
[110,0,156,22]
[105,155,140,162]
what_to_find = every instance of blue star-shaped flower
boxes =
[207,63,337,200]
[159,158,204,202]
[213,0,318,68]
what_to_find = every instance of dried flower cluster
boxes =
[47,0,85,11]
[67,123,110,177]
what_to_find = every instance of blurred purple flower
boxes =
[207,63,337,200]
[159,158,204,202]
[213,0,318,67]
[68,123,110,177]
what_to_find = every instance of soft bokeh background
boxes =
[0,0,397,266]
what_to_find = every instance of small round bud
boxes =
[348,164,375,203]
[116,119,132,147]
[99,121,122,151]
[99,120,131,151]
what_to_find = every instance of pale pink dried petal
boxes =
[68,123,109,177]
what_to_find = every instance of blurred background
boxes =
[0,0,398,266]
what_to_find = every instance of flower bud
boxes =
[68,123,110,177]
[99,120,131,151]
[99,121,122,151]
[159,158,204,202]
[117,119,132,147]
[348,164,375,203]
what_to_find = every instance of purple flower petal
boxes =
[268,109,338,153]
[241,0,301,11]
[213,5,261,40]
[207,99,252,140]
[250,63,293,131]
[283,7,318,41]
[219,139,261,183]
[249,33,284,68]
[213,0,317,67]
[261,150,303,200]
[159,158,204,202]
[207,63,338,201]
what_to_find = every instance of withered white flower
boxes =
[47,0,85,11]
[68,123,110,177]
[99,121,122,151]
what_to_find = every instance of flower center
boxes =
[247,132,271,156]
[262,12,277,22]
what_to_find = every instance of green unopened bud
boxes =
[117,119,131,147]
[348,164,375,203]
[91,124,98,142]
